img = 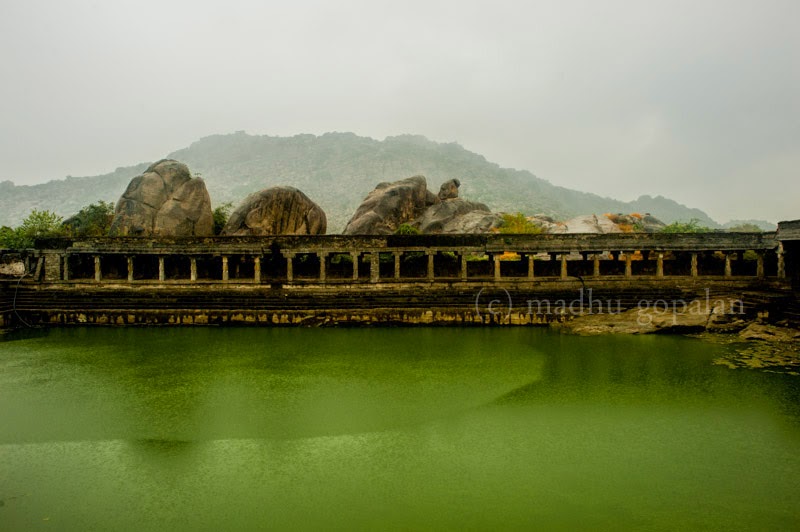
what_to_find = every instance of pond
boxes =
[1,327,798,530]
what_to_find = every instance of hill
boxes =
[0,131,744,232]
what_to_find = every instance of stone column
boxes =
[593,254,600,277]
[560,254,568,280]
[127,256,135,282]
[281,253,294,283]
[427,251,436,281]
[756,252,765,278]
[656,252,664,278]
[393,252,401,279]
[724,253,732,278]
[158,256,165,282]
[624,253,632,278]
[370,252,380,283]
[43,252,62,282]
[351,252,359,281]
[94,255,102,282]
[190,257,197,281]
[254,256,261,283]
[317,252,327,283]
[493,254,501,280]
[527,254,535,280]
[691,253,699,277]
[222,256,229,282]
[63,255,70,281]
[777,243,786,279]
[461,252,469,281]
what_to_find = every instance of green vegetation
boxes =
[213,202,234,235]
[726,223,762,232]
[660,218,712,233]
[498,212,542,234]
[0,209,66,248]
[395,223,421,235]
[62,200,114,237]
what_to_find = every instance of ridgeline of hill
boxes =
[0,132,773,232]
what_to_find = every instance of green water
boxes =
[0,328,798,531]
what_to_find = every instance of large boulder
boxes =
[415,199,502,234]
[343,175,436,235]
[222,186,326,236]
[110,159,213,236]
[437,178,460,201]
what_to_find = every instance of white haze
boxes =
[0,0,798,223]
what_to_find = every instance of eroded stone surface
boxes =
[223,186,326,236]
[343,176,435,235]
[110,159,213,237]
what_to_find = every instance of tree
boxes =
[0,209,66,248]
[498,212,542,234]
[62,200,115,237]
[660,218,711,233]
[213,202,234,235]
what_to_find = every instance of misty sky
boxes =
[1,0,797,223]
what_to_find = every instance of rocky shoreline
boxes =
[554,300,800,374]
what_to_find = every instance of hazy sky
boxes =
[1,0,797,223]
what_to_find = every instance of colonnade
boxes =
[55,246,784,284]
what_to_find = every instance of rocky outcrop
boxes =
[343,176,435,235]
[343,176,505,235]
[222,186,326,236]
[545,213,666,234]
[110,160,213,236]
[560,214,622,234]
[415,199,502,234]
[555,297,746,335]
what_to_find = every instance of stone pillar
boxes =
[393,252,401,279]
[493,254,501,280]
[527,254,535,280]
[254,256,261,283]
[317,252,327,283]
[624,253,632,278]
[427,251,435,281]
[724,253,732,278]
[43,252,62,282]
[189,257,197,281]
[351,252,359,281]
[127,256,135,282]
[222,256,229,282]
[370,252,380,283]
[282,253,294,283]
[63,255,70,281]
[656,253,664,278]
[94,255,102,282]
[593,254,600,277]
[461,252,469,281]
[756,252,765,279]
[691,253,699,277]
[560,254,568,280]
[777,243,785,279]
[158,256,165,282]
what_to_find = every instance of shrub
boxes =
[660,218,711,233]
[498,213,542,234]
[395,223,421,235]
